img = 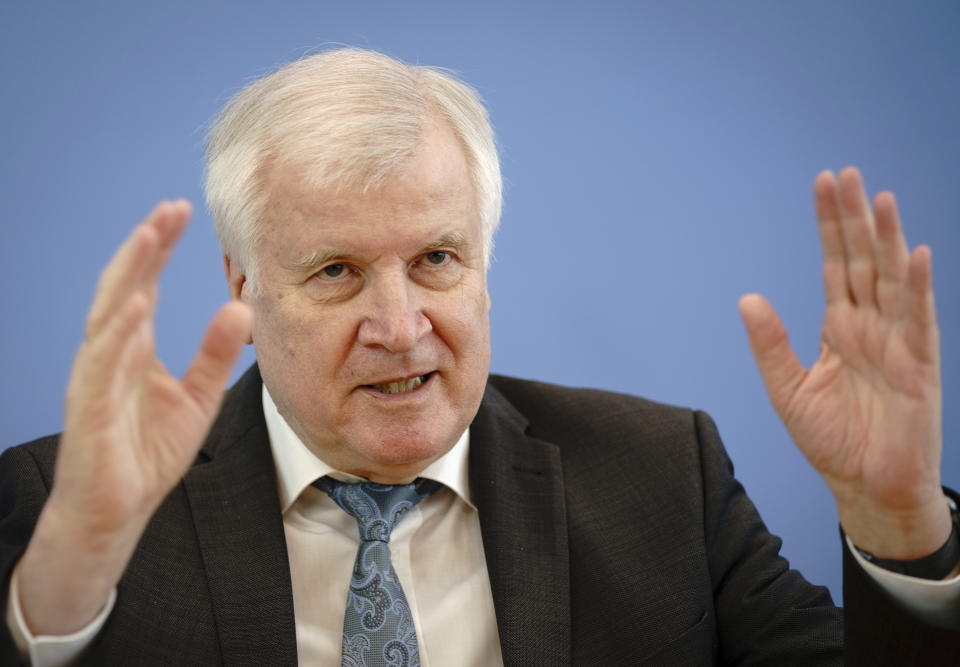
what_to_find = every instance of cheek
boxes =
[252,297,319,365]
[250,297,287,351]
[279,306,362,378]
[440,287,491,361]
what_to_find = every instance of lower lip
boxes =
[360,372,434,399]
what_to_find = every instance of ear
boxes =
[223,253,246,300]
[223,253,254,344]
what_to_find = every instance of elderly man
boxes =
[1,49,957,666]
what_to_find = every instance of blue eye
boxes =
[322,263,345,278]
[425,251,448,265]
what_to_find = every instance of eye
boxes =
[306,261,362,302]
[411,249,463,291]
[320,263,346,279]
[424,251,450,266]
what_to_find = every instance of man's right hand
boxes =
[16,201,252,636]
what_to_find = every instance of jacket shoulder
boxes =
[485,373,703,442]
[1,434,60,485]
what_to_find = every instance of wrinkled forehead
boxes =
[255,120,483,259]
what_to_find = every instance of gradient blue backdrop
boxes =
[2,0,958,604]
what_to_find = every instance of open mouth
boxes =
[366,372,433,395]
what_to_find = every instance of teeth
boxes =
[374,375,425,394]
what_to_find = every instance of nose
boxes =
[357,273,432,352]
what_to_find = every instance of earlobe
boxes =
[486,290,492,312]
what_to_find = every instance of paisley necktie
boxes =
[314,477,439,667]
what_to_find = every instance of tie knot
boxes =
[314,477,439,543]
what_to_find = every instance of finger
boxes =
[85,201,191,339]
[873,191,910,318]
[181,301,254,418]
[133,200,191,324]
[85,223,156,339]
[814,170,849,306]
[141,199,191,289]
[68,289,151,408]
[738,294,806,416]
[836,167,878,307]
[903,246,939,364]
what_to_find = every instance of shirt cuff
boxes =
[5,560,116,667]
[846,535,960,623]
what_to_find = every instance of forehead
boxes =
[259,118,480,256]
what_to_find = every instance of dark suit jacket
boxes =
[1,366,957,665]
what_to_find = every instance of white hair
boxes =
[204,48,502,290]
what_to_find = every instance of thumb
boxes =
[738,294,806,415]
[182,301,254,417]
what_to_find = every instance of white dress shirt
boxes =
[6,387,960,665]
[262,385,504,666]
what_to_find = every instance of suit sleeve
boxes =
[842,487,960,666]
[0,441,58,667]
[696,412,959,665]
[694,411,844,665]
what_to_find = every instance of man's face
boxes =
[231,118,491,483]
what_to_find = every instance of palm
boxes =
[781,299,940,506]
[62,362,212,528]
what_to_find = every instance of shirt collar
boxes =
[262,383,475,513]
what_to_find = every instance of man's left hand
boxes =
[739,166,952,564]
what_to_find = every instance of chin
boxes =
[356,427,454,469]
[367,439,446,467]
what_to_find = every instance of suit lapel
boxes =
[470,381,571,667]
[183,366,298,666]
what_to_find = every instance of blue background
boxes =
[1,1,957,604]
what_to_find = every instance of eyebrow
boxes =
[290,248,345,272]
[289,231,470,272]
[424,231,468,251]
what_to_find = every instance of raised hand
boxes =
[739,167,951,562]
[17,201,252,634]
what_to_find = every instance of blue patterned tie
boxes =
[314,477,439,667]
